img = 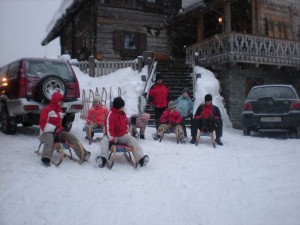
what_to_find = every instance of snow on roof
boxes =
[182,0,203,9]
[46,0,203,34]
[46,0,73,33]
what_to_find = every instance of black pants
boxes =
[191,118,223,140]
[180,114,193,137]
[154,107,167,130]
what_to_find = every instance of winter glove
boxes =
[131,116,137,126]
[194,115,201,120]
[171,122,177,127]
[161,120,169,125]
[109,141,115,150]
[54,127,64,134]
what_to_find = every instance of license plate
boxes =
[261,117,281,122]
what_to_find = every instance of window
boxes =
[113,31,147,59]
[245,77,264,97]
[8,61,20,79]
[266,17,293,40]
[124,33,137,50]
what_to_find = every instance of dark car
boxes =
[241,84,300,138]
[0,58,83,134]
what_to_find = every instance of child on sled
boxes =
[129,113,150,139]
[153,101,186,143]
[85,95,109,140]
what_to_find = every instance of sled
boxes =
[83,125,104,145]
[195,129,216,148]
[35,139,85,167]
[153,126,184,144]
[106,144,138,169]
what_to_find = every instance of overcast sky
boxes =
[0,0,62,67]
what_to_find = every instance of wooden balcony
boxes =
[186,32,300,69]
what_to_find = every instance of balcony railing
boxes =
[186,32,300,69]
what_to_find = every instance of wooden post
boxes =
[147,57,152,75]
[224,1,231,33]
[89,56,95,77]
[137,56,143,72]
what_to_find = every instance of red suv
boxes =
[0,58,83,134]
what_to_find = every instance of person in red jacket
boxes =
[148,75,169,130]
[85,95,109,139]
[97,97,149,168]
[153,101,186,143]
[39,92,90,166]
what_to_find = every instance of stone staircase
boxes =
[145,59,193,126]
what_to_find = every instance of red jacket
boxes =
[160,108,182,126]
[194,103,220,120]
[106,107,129,142]
[39,92,64,134]
[86,105,109,125]
[149,83,169,108]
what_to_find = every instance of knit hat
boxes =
[156,74,162,81]
[168,101,176,109]
[204,94,212,102]
[182,88,190,94]
[93,95,101,103]
[113,97,125,109]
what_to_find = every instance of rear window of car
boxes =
[25,60,73,80]
[247,86,297,100]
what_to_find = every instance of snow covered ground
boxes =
[0,65,300,225]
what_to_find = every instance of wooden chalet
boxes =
[42,0,300,128]
[173,0,300,128]
[41,0,181,61]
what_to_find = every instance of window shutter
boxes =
[113,31,123,51]
[139,33,147,52]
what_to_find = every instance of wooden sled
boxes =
[154,126,182,144]
[106,144,138,169]
[83,125,104,145]
[195,129,216,148]
[35,140,85,167]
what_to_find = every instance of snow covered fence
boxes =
[70,56,140,77]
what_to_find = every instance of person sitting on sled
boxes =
[39,91,91,167]
[129,113,150,139]
[175,88,194,138]
[85,94,109,139]
[153,101,186,143]
[190,94,223,145]
[97,97,149,168]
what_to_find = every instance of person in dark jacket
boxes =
[97,97,149,168]
[39,92,90,166]
[190,94,223,145]
[148,75,169,130]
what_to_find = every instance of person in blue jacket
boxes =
[175,88,194,138]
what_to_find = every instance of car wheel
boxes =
[0,106,17,134]
[243,127,251,136]
[35,75,66,102]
